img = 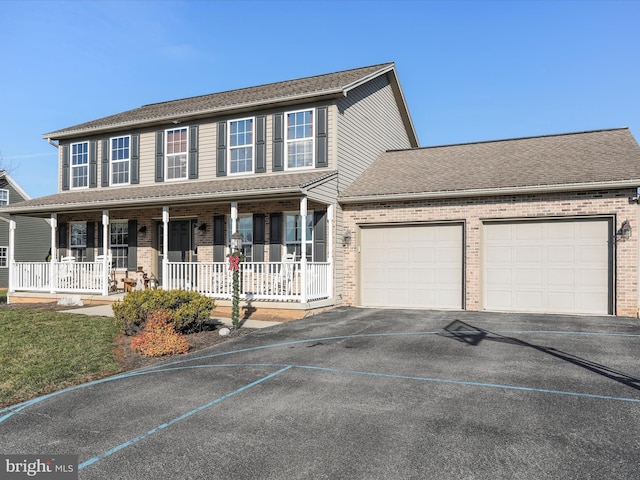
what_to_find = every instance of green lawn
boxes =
[0,309,120,407]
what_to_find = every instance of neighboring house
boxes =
[0,171,50,288]
[0,63,418,316]
[340,128,640,317]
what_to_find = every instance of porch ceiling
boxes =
[0,171,337,216]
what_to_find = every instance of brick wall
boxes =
[341,189,639,317]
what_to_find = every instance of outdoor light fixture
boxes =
[617,220,632,242]
[197,223,207,235]
[231,231,243,252]
[342,228,353,246]
[138,225,147,236]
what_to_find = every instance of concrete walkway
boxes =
[60,304,281,329]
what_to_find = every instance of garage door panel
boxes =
[483,219,611,314]
[515,246,543,263]
[360,224,463,309]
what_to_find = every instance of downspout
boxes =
[47,138,59,149]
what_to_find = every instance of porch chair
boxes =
[276,253,295,296]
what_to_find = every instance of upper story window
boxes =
[286,109,314,169]
[0,189,8,206]
[111,135,130,185]
[228,118,254,175]
[71,142,89,188]
[166,127,188,180]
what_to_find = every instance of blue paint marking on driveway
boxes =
[2,328,640,425]
[78,365,292,471]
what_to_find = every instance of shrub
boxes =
[113,289,215,335]
[130,310,189,357]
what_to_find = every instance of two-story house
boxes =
[1,63,418,318]
[0,171,50,289]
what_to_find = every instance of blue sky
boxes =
[1,0,639,199]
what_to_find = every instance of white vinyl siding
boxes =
[360,224,463,309]
[482,219,612,315]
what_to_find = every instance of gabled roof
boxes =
[340,128,640,202]
[44,62,417,145]
[0,171,336,215]
[0,170,33,201]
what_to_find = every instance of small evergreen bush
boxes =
[113,289,215,335]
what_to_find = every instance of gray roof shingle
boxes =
[0,171,336,215]
[340,128,640,201]
[44,63,395,139]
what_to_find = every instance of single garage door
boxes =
[483,219,612,315]
[359,224,463,309]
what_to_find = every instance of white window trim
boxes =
[69,221,87,261]
[284,210,314,261]
[165,127,189,182]
[284,107,315,171]
[0,246,7,268]
[109,220,129,270]
[226,214,254,261]
[227,117,255,176]
[110,135,131,186]
[0,189,9,206]
[70,141,90,190]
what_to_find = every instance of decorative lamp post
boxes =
[229,231,243,329]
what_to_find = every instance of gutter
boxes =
[47,138,59,148]
[339,179,640,204]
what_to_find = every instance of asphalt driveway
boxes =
[2,308,640,479]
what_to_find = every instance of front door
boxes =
[157,220,194,282]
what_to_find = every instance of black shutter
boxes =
[188,125,198,179]
[86,222,95,262]
[253,214,265,262]
[216,122,227,177]
[128,219,137,270]
[58,223,68,257]
[255,116,266,173]
[315,107,328,168]
[101,139,110,187]
[272,113,284,171]
[155,130,164,182]
[269,213,282,262]
[97,222,104,255]
[213,215,225,262]
[61,145,70,191]
[313,211,327,262]
[131,133,140,184]
[89,140,98,188]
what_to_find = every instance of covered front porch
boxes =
[4,171,340,312]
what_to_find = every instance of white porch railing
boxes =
[165,261,331,302]
[12,261,106,293]
[10,261,331,302]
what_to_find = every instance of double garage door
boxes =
[359,219,612,314]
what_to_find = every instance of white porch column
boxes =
[300,196,308,303]
[50,213,57,293]
[102,210,109,296]
[8,215,15,294]
[230,202,238,232]
[162,206,169,289]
